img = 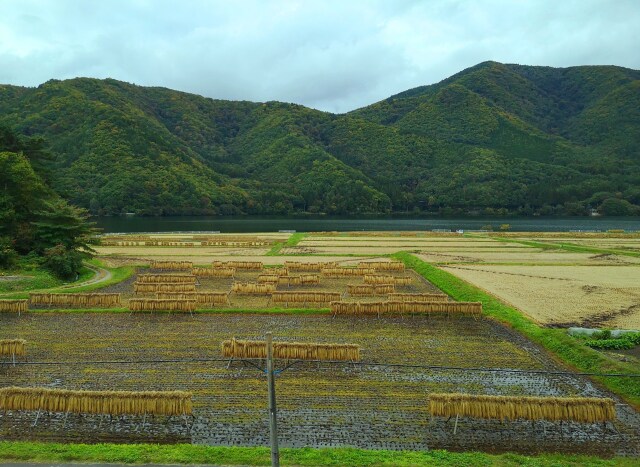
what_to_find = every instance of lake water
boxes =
[93,216,640,233]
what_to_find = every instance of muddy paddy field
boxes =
[1,312,638,456]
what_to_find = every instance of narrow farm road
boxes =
[58,263,112,289]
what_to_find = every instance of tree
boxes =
[31,199,97,254]
[598,198,640,216]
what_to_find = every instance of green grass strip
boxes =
[267,232,307,255]
[392,252,640,409]
[0,441,634,466]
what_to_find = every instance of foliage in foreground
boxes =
[0,441,635,466]
[582,331,640,350]
[0,127,97,279]
[392,252,640,408]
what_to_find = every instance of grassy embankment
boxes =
[0,441,636,466]
[0,263,93,295]
[0,258,135,299]
[266,233,307,255]
[392,252,640,409]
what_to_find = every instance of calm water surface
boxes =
[94,216,640,233]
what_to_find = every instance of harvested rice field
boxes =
[1,313,638,455]
[418,251,640,265]
[442,264,640,328]
[282,245,532,255]
[86,268,437,310]
[3,230,640,459]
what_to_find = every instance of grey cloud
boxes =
[0,0,638,113]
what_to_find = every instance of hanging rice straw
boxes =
[151,261,193,270]
[388,293,448,302]
[0,339,26,356]
[128,299,197,312]
[0,387,192,416]
[0,300,28,313]
[428,393,615,423]
[136,274,196,283]
[222,338,360,361]
[29,294,121,308]
[358,261,404,271]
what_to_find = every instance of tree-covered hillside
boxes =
[0,61,638,216]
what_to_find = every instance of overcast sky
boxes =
[0,0,638,113]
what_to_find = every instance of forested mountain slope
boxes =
[1,61,638,216]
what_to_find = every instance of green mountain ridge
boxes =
[1,61,639,216]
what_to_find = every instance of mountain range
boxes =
[1,61,639,216]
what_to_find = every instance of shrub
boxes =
[585,338,635,350]
[42,244,84,280]
[0,237,17,269]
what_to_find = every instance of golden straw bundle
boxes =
[270,267,290,277]
[156,292,230,305]
[128,299,197,312]
[201,240,269,246]
[0,300,28,313]
[0,387,192,416]
[347,284,395,295]
[285,261,337,271]
[231,282,276,294]
[257,274,280,284]
[136,274,196,284]
[213,261,263,270]
[321,267,376,277]
[271,291,341,304]
[29,294,121,308]
[0,339,26,356]
[222,338,360,361]
[134,283,197,294]
[388,293,448,302]
[278,274,320,286]
[330,301,482,315]
[428,393,616,423]
[358,261,405,271]
[151,261,193,270]
[364,275,412,286]
[192,267,235,278]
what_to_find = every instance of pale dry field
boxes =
[283,245,534,255]
[299,240,505,247]
[441,264,640,329]
[419,251,640,265]
[303,236,496,243]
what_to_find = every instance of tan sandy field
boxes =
[441,264,640,329]
[419,251,640,265]
[303,236,496,243]
[283,245,534,255]
[298,240,506,247]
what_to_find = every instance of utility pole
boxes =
[266,332,280,467]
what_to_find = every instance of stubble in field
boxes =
[441,264,640,328]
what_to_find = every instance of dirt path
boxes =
[57,264,112,289]
[0,264,112,297]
